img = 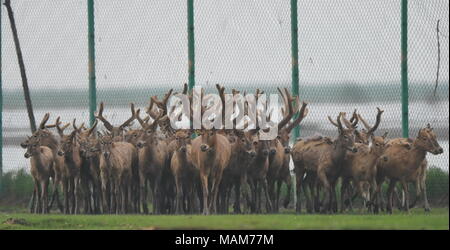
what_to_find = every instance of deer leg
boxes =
[233,179,242,214]
[317,169,331,213]
[210,169,223,214]
[262,178,272,213]
[41,180,49,214]
[295,168,305,214]
[139,175,148,214]
[200,174,209,215]
[422,178,431,212]
[340,178,349,213]
[175,176,184,214]
[386,179,397,214]
[283,175,292,209]
[401,180,410,213]
[29,183,37,214]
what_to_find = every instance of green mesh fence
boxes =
[1,0,448,206]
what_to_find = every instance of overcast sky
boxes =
[1,0,448,91]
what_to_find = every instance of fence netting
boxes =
[1,0,448,205]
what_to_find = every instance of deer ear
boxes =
[382,131,388,139]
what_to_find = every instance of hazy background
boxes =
[1,0,448,172]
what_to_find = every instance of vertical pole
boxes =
[401,0,409,138]
[187,0,195,91]
[290,0,300,140]
[88,0,97,127]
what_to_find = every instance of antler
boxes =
[54,117,71,137]
[328,112,344,131]
[278,88,294,130]
[96,102,114,131]
[38,113,50,130]
[72,119,85,132]
[358,107,384,135]
[286,101,308,133]
[119,103,136,129]
[341,110,358,129]
[86,120,98,137]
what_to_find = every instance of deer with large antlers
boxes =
[96,102,136,140]
[96,132,138,214]
[269,88,308,212]
[22,114,65,213]
[374,124,443,213]
[339,108,386,212]
[191,87,232,215]
[292,112,357,213]
[134,110,170,214]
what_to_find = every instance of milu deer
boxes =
[24,138,54,214]
[339,108,385,212]
[97,132,138,214]
[22,114,65,213]
[57,121,85,214]
[134,111,170,214]
[374,124,443,213]
[292,113,357,213]
[170,130,200,214]
[340,131,388,212]
[190,91,232,215]
[270,88,308,212]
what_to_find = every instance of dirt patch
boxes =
[3,217,30,226]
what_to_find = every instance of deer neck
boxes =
[332,140,348,163]
[411,140,427,164]
[31,149,46,173]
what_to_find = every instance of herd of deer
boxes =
[20,84,443,215]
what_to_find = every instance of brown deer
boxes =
[22,114,65,213]
[170,130,199,214]
[270,88,308,212]
[339,108,385,212]
[292,112,357,213]
[134,111,170,214]
[190,88,232,215]
[340,132,388,212]
[374,124,443,213]
[24,138,54,214]
[57,121,85,214]
[97,132,138,214]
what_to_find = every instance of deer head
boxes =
[24,137,40,159]
[96,102,136,138]
[328,112,357,153]
[174,130,192,153]
[414,124,443,155]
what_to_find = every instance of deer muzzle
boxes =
[57,150,65,156]
[180,146,187,153]
[270,149,277,155]
[248,151,256,158]
[103,151,111,158]
[136,141,147,148]
[433,147,444,155]
[284,146,291,154]
[24,152,31,158]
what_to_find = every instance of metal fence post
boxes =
[290,0,300,140]
[88,0,97,127]
[401,0,409,138]
[187,0,195,92]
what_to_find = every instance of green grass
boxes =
[0,208,448,230]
